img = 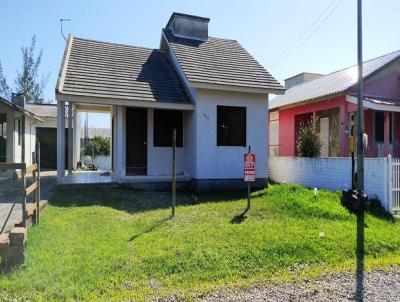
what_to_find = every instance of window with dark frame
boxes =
[217,105,246,146]
[374,111,392,143]
[153,110,183,147]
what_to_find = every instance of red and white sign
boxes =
[244,153,256,182]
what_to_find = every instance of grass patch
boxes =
[1,183,400,301]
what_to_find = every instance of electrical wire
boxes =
[268,0,344,68]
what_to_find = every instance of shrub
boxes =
[296,122,322,157]
[84,136,110,157]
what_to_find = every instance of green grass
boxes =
[1,183,400,301]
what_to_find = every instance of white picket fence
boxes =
[269,156,400,213]
[388,156,400,212]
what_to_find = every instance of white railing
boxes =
[388,155,400,212]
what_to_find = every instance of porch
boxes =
[56,99,195,185]
[281,95,400,158]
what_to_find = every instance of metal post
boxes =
[171,129,176,217]
[356,0,364,193]
[246,145,251,211]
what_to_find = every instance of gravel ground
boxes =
[157,268,400,302]
[200,269,400,302]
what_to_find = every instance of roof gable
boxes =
[164,29,284,92]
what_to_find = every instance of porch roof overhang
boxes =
[346,95,400,112]
[56,93,195,111]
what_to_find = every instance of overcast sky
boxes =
[0,0,399,126]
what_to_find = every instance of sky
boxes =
[0,0,399,127]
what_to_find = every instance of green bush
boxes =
[296,122,322,157]
[84,136,110,157]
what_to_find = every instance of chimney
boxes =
[166,12,210,41]
[284,72,323,89]
[11,93,26,108]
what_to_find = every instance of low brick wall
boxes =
[0,227,26,272]
[269,156,390,210]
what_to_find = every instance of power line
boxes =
[267,1,330,62]
[268,0,344,68]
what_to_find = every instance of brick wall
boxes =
[269,156,390,211]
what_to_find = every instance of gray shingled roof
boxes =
[164,29,284,91]
[58,37,191,104]
[25,103,61,118]
[270,50,400,109]
[0,98,42,121]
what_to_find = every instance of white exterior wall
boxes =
[194,89,268,179]
[269,156,390,210]
[0,104,38,165]
[25,117,38,165]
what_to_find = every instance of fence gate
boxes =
[389,156,400,212]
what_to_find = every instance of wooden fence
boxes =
[0,146,40,230]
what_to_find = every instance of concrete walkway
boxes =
[0,171,57,233]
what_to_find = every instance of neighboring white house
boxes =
[0,94,42,166]
[24,102,70,170]
[0,94,72,170]
[55,12,284,188]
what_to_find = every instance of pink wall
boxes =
[277,95,348,156]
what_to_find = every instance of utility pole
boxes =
[356,0,364,194]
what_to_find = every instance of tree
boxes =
[84,136,111,157]
[0,61,11,100]
[0,35,49,102]
[15,36,49,103]
[296,122,323,157]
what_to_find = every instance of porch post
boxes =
[68,102,73,174]
[73,106,79,168]
[384,111,390,156]
[312,111,317,127]
[339,102,348,156]
[57,101,66,184]
[115,106,124,182]
[6,112,14,162]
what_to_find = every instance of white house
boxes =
[55,12,284,189]
[0,94,42,166]
[0,93,72,170]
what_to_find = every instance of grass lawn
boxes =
[1,183,400,301]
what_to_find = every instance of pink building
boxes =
[269,50,400,158]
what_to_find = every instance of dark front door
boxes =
[126,108,147,175]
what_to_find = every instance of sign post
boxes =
[244,146,255,211]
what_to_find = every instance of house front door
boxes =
[320,116,330,157]
[126,107,147,175]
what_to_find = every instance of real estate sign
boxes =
[244,153,255,182]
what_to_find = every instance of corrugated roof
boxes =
[58,37,191,104]
[24,103,62,118]
[164,29,284,91]
[270,50,400,110]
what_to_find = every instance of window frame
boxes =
[374,111,392,143]
[153,109,184,148]
[216,105,247,147]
